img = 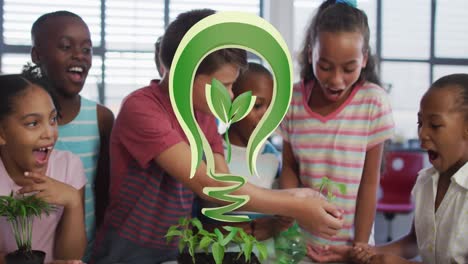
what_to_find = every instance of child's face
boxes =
[32,16,92,98]
[232,73,273,143]
[310,31,368,103]
[418,86,468,174]
[0,85,58,176]
[193,63,240,114]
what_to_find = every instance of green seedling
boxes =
[315,177,347,201]
[0,191,53,254]
[206,78,257,163]
[166,217,267,264]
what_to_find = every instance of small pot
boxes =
[5,250,46,264]
[178,252,261,264]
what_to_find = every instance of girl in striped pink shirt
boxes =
[279,0,394,263]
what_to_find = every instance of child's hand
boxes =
[350,243,376,264]
[307,243,352,263]
[298,198,343,239]
[18,172,81,209]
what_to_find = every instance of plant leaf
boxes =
[230,91,256,123]
[165,229,182,239]
[243,240,253,262]
[188,236,196,258]
[220,228,238,246]
[256,242,268,260]
[198,236,212,250]
[178,239,186,254]
[206,78,232,124]
[212,242,225,264]
[337,183,347,195]
[191,218,203,231]
[214,228,224,242]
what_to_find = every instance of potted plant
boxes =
[0,191,53,264]
[166,217,268,264]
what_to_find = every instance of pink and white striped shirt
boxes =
[279,80,394,248]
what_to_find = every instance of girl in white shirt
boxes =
[345,73,468,264]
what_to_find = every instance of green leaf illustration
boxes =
[206,78,232,124]
[230,91,256,123]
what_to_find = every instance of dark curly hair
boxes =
[0,64,60,121]
[298,0,380,85]
[429,73,468,119]
[160,9,247,75]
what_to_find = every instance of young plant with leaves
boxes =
[166,217,267,264]
[0,191,53,254]
[206,78,256,163]
[315,177,347,202]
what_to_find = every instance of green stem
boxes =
[318,183,325,197]
[224,128,231,163]
[27,217,33,251]
[22,216,27,249]
[11,220,21,249]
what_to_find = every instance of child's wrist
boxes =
[65,190,82,209]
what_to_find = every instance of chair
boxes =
[377,150,426,241]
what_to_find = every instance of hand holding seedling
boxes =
[298,198,344,240]
[18,172,81,209]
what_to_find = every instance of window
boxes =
[3,0,102,46]
[435,0,468,58]
[0,0,262,113]
[381,61,430,139]
[381,0,430,60]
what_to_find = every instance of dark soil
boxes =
[178,252,261,264]
[5,250,45,264]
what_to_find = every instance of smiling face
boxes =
[32,15,92,98]
[0,85,58,177]
[310,31,368,104]
[193,63,240,114]
[231,72,273,146]
[418,86,468,175]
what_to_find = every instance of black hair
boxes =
[233,62,272,95]
[160,9,247,75]
[31,10,84,46]
[154,36,164,76]
[429,73,468,118]
[298,0,380,85]
[0,69,58,121]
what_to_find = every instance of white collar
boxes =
[419,162,468,190]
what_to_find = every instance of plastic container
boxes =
[274,222,306,264]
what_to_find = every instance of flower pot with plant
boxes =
[0,191,53,264]
[166,217,268,264]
